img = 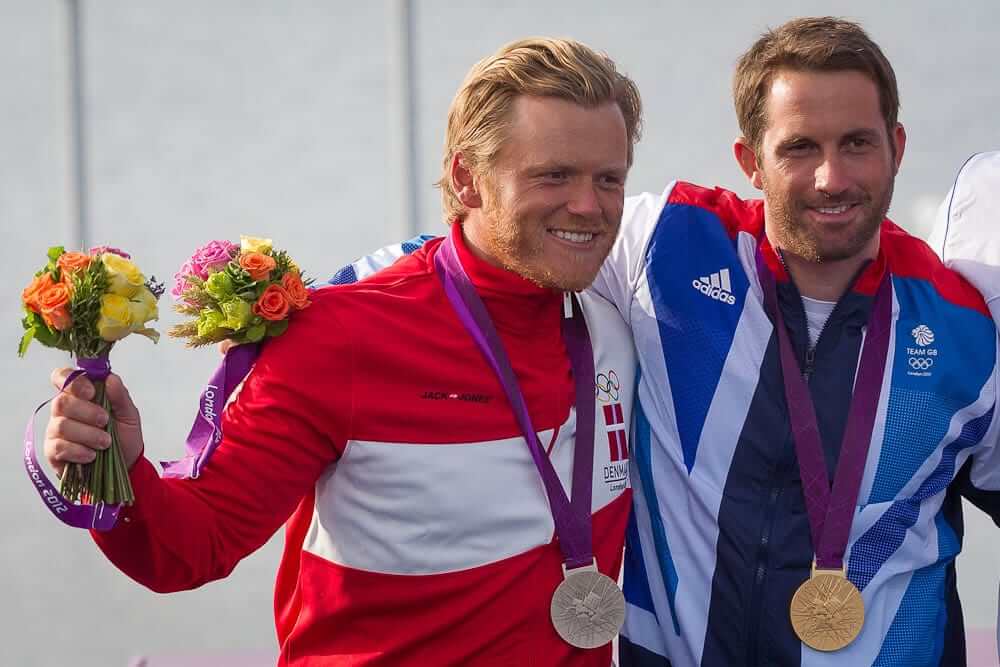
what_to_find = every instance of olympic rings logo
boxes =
[596,370,620,403]
[909,357,934,371]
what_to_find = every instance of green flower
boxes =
[197,309,226,338]
[205,271,235,301]
[220,298,251,330]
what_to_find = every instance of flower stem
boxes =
[57,369,135,507]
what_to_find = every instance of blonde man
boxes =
[44,38,642,666]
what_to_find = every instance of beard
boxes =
[485,197,550,285]
[763,175,894,264]
[478,187,616,292]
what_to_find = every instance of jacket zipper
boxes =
[746,457,788,665]
[803,302,833,380]
[746,287,839,664]
[804,344,817,380]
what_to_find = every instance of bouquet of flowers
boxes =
[162,236,310,479]
[169,236,311,346]
[19,246,162,507]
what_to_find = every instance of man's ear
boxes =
[734,138,764,191]
[451,153,482,209]
[891,123,907,173]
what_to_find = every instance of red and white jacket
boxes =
[93,223,636,666]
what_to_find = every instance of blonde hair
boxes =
[734,17,900,153]
[437,37,642,223]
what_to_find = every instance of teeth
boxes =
[551,230,595,243]
[815,205,851,214]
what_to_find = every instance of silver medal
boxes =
[550,561,625,649]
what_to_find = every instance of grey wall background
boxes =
[2,2,997,665]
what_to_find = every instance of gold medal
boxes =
[550,560,625,649]
[790,562,865,651]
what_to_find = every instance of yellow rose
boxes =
[127,288,160,342]
[129,288,159,327]
[240,235,273,254]
[102,253,145,298]
[97,294,134,341]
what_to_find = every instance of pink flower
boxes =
[89,245,131,259]
[171,260,197,301]
[189,240,237,279]
[170,240,237,302]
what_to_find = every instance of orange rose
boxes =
[37,279,73,331]
[252,284,291,321]
[238,252,276,281]
[57,251,92,276]
[280,272,310,310]
[22,273,55,314]
[42,304,72,331]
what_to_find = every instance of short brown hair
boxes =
[437,37,643,223]
[733,17,899,151]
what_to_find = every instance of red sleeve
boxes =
[91,293,352,592]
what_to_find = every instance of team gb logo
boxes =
[911,324,935,347]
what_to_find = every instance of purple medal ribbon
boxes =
[756,248,892,570]
[23,357,121,531]
[434,235,597,569]
[161,342,259,479]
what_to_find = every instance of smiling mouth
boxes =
[549,229,596,243]
[813,204,854,214]
[805,202,862,221]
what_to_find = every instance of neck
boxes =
[776,243,878,301]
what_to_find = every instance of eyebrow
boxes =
[775,136,815,150]
[525,162,628,176]
[841,128,882,143]
[526,162,576,174]
[776,128,883,148]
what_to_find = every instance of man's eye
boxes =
[598,175,624,188]
[846,138,872,151]
[785,142,812,154]
[544,171,567,181]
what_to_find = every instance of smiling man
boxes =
[608,18,1000,666]
[43,38,643,666]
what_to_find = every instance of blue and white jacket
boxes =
[601,182,999,667]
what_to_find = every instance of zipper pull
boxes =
[804,346,816,380]
[563,291,573,319]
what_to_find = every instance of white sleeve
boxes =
[933,152,1000,500]
[930,151,1000,324]
[588,182,677,317]
[968,337,1000,493]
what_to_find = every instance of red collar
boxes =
[760,223,890,297]
[434,221,563,335]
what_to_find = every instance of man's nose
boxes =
[814,153,851,197]
[565,181,601,217]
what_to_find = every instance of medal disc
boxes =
[790,570,865,651]
[550,566,625,649]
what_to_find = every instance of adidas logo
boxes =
[692,268,736,305]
